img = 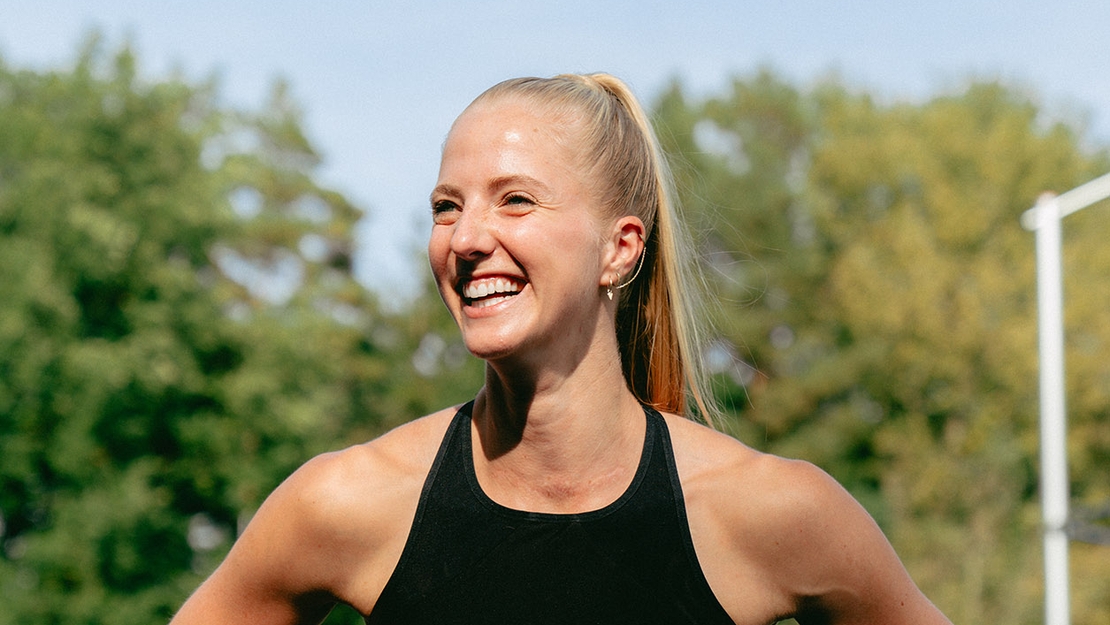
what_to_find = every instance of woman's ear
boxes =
[602,216,646,285]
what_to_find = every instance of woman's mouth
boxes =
[461,276,524,308]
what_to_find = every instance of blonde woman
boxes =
[172,74,952,625]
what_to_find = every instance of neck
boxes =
[469,332,647,512]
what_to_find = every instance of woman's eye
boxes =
[504,194,533,206]
[431,200,459,223]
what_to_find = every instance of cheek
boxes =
[545,221,604,272]
[427,235,458,313]
[427,229,451,275]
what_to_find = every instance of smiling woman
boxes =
[429,75,716,421]
[170,74,953,625]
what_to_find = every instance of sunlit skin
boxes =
[428,96,650,510]
[428,96,629,373]
[168,95,952,625]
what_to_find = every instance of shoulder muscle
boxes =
[171,408,457,624]
[666,416,949,625]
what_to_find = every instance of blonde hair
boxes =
[472,73,719,427]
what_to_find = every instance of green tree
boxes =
[0,38,481,624]
[655,72,1110,624]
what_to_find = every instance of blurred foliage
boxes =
[655,69,1110,624]
[0,37,480,624]
[1,36,1108,625]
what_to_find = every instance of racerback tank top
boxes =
[367,401,734,624]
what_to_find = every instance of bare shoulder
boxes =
[662,414,951,625]
[171,407,460,623]
[661,413,778,515]
[291,406,457,517]
[660,413,763,481]
[662,416,818,555]
[664,413,884,554]
[268,406,459,575]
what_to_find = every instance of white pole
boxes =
[1021,172,1110,625]
[1055,172,1110,219]
[1032,193,1070,625]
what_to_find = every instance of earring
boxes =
[613,251,646,290]
[606,275,618,300]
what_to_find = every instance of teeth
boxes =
[463,277,522,300]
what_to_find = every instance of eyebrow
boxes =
[430,183,461,204]
[429,174,552,204]
[489,174,551,196]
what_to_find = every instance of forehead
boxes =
[439,97,589,182]
[448,96,582,152]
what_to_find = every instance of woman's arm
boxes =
[744,458,952,625]
[169,453,353,624]
[170,413,445,625]
[669,417,951,625]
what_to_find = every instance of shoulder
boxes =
[262,406,459,569]
[288,406,458,518]
[663,414,950,624]
[663,415,833,556]
[663,413,879,554]
[172,407,461,622]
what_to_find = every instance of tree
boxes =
[0,37,483,624]
[654,71,1110,624]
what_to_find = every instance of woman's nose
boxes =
[450,207,496,261]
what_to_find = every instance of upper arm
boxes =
[169,413,450,625]
[752,460,951,625]
[170,445,412,625]
[169,454,360,624]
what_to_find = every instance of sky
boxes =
[3,0,1109,299]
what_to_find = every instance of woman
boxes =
[171,74,952,624]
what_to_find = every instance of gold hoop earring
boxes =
[606,275,617,301]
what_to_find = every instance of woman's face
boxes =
[428,97,614,365]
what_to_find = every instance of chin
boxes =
[462,338,515,362]
[459,327,537,364]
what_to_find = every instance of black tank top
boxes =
[367,402,734,624]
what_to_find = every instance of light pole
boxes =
[1020,171,1110,625]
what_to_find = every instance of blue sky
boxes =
[3,1,1108,297]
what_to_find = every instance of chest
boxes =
[366,407,735,624]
